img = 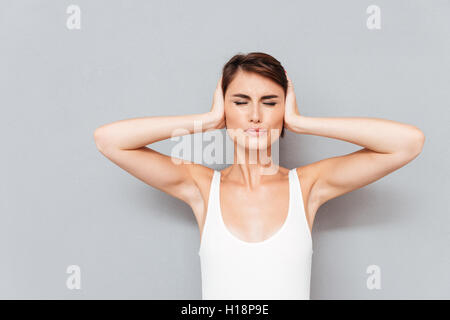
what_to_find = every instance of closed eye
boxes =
[234,102,276,106]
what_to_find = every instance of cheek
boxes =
[224,108,245,128]
[265,108,284,125]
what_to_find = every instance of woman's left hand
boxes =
[283,71,301,130]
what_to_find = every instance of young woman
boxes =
[93,52,425,300]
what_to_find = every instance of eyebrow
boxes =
[231,93,279,100]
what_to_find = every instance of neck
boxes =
[231,141,279,178]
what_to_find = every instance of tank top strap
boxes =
[209,169,221,217]
[285,168,297,226]
[289,168,301,210]
[289,167,313,250]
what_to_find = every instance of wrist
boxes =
[202,112,223,130]
[286,114,307,134]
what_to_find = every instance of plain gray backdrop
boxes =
[1,0,449,299]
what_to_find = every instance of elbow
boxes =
[94,127,111,152]
[406,129,425,157]
[413,129,425,154]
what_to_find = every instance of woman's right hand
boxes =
[209,75,226,129]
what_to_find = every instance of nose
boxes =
[248,104,261,124]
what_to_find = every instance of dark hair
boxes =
[221,52,287,138]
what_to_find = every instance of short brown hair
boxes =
[221,52,287,138]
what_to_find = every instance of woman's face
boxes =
[224,70,285,151]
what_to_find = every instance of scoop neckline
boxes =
[217,168,293,246]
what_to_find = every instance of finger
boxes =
[284,71,292,85]
[286,77,293,91]
[287,76,294,90]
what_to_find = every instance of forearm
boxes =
[286,115,425,155]
[94,112,220,150]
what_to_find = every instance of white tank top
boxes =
[198,168,313,300]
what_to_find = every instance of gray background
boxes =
[1,0,449,299]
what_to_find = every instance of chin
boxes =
[230,129,281,150]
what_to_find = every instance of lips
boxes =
[245,128,267,137]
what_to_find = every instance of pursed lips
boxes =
[245,128,267,136]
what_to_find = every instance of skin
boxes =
[94,70,425,244]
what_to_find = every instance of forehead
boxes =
[227,70,283,97]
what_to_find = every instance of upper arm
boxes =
[94,130,204,208]
[308,146,423,209]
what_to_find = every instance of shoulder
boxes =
[187,163,215,202]
[294,164,321,199]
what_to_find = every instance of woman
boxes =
[93,52,425,300]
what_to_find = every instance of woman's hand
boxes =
[283,71,301,131]
[209,75,226,129]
